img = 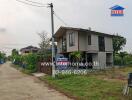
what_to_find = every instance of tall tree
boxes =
[38,31,51,55]
[12,49,19,57]
[113,34,126,54]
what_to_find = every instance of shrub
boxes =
[12,55,22,65]
[114,53,132,66]
[22,53,38,71]
[124,55,132,66]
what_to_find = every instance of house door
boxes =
[87,54,93,69]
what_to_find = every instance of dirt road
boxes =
[0,62,71,100]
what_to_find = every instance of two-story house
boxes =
[54,27,114,68]
[20,46,40,55]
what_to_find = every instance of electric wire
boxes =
[54,12,68,26]
[16,0,48,7]
[24,0,47,6]
[16,0,68,26]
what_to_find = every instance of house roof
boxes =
[54,26,114,40]
[110,5,125,10]
[20,45,40,52]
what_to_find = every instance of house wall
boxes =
[66,30,79,52]
[56,28,114,68]
[57,30,113,53]
[79,32,87,51]
[57,38,62,53]
[78,33,99,52]
[98,52,106,68]
[57,30,79,53]
[105,37,113,52]
[87,34,99,52]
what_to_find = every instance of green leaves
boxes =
[22,53,38,70]
[70,51,82,61]
[113,34,127,65]
[0,51,6,61]
[113,34,126,53]
[12,49,19,57]
[12,53,38,71]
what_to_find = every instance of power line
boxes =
[16,0,48,7]
[16,0,68,26]
[24,0,47,6]
[54,12,68,26]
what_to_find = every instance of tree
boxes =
[12,49,19,57]
[0,52,5,59]
[70,51,83,69]
[113,34,126,54]
[0,51,6,63]
[118,51,128,65]
[38,31,51,56]
[70,51,82,62]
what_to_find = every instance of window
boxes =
[69,32,75,47]
[62,37,67,52]
[98,36,105,51]
[106,53,113,66]
[88,35,91,45]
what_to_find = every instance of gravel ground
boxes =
[0,62,72,100]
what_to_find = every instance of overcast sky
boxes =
[0,0,131,55]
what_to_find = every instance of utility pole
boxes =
[49,3,55,78]
[16,0,56,77]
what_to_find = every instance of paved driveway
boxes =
[0,62,71,100]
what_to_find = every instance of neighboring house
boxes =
[20,46,40,55]
[54,27,114,68]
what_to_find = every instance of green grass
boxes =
[12,62,132,100]
[41,67,132,100]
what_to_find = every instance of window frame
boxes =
[88,35,91,45]
[69,32,75,47]
[98,36,105,52]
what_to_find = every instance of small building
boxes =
[20,46,40,55]
[54,26,114,68]
[110,5,125,16]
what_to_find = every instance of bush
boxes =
[124,55,132,65]
[12,55,22,65]
[12,53,38,73]
[0,52,6,63]
[114,54,122,65]
[22,53,38,71]
[114,53,132,66]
